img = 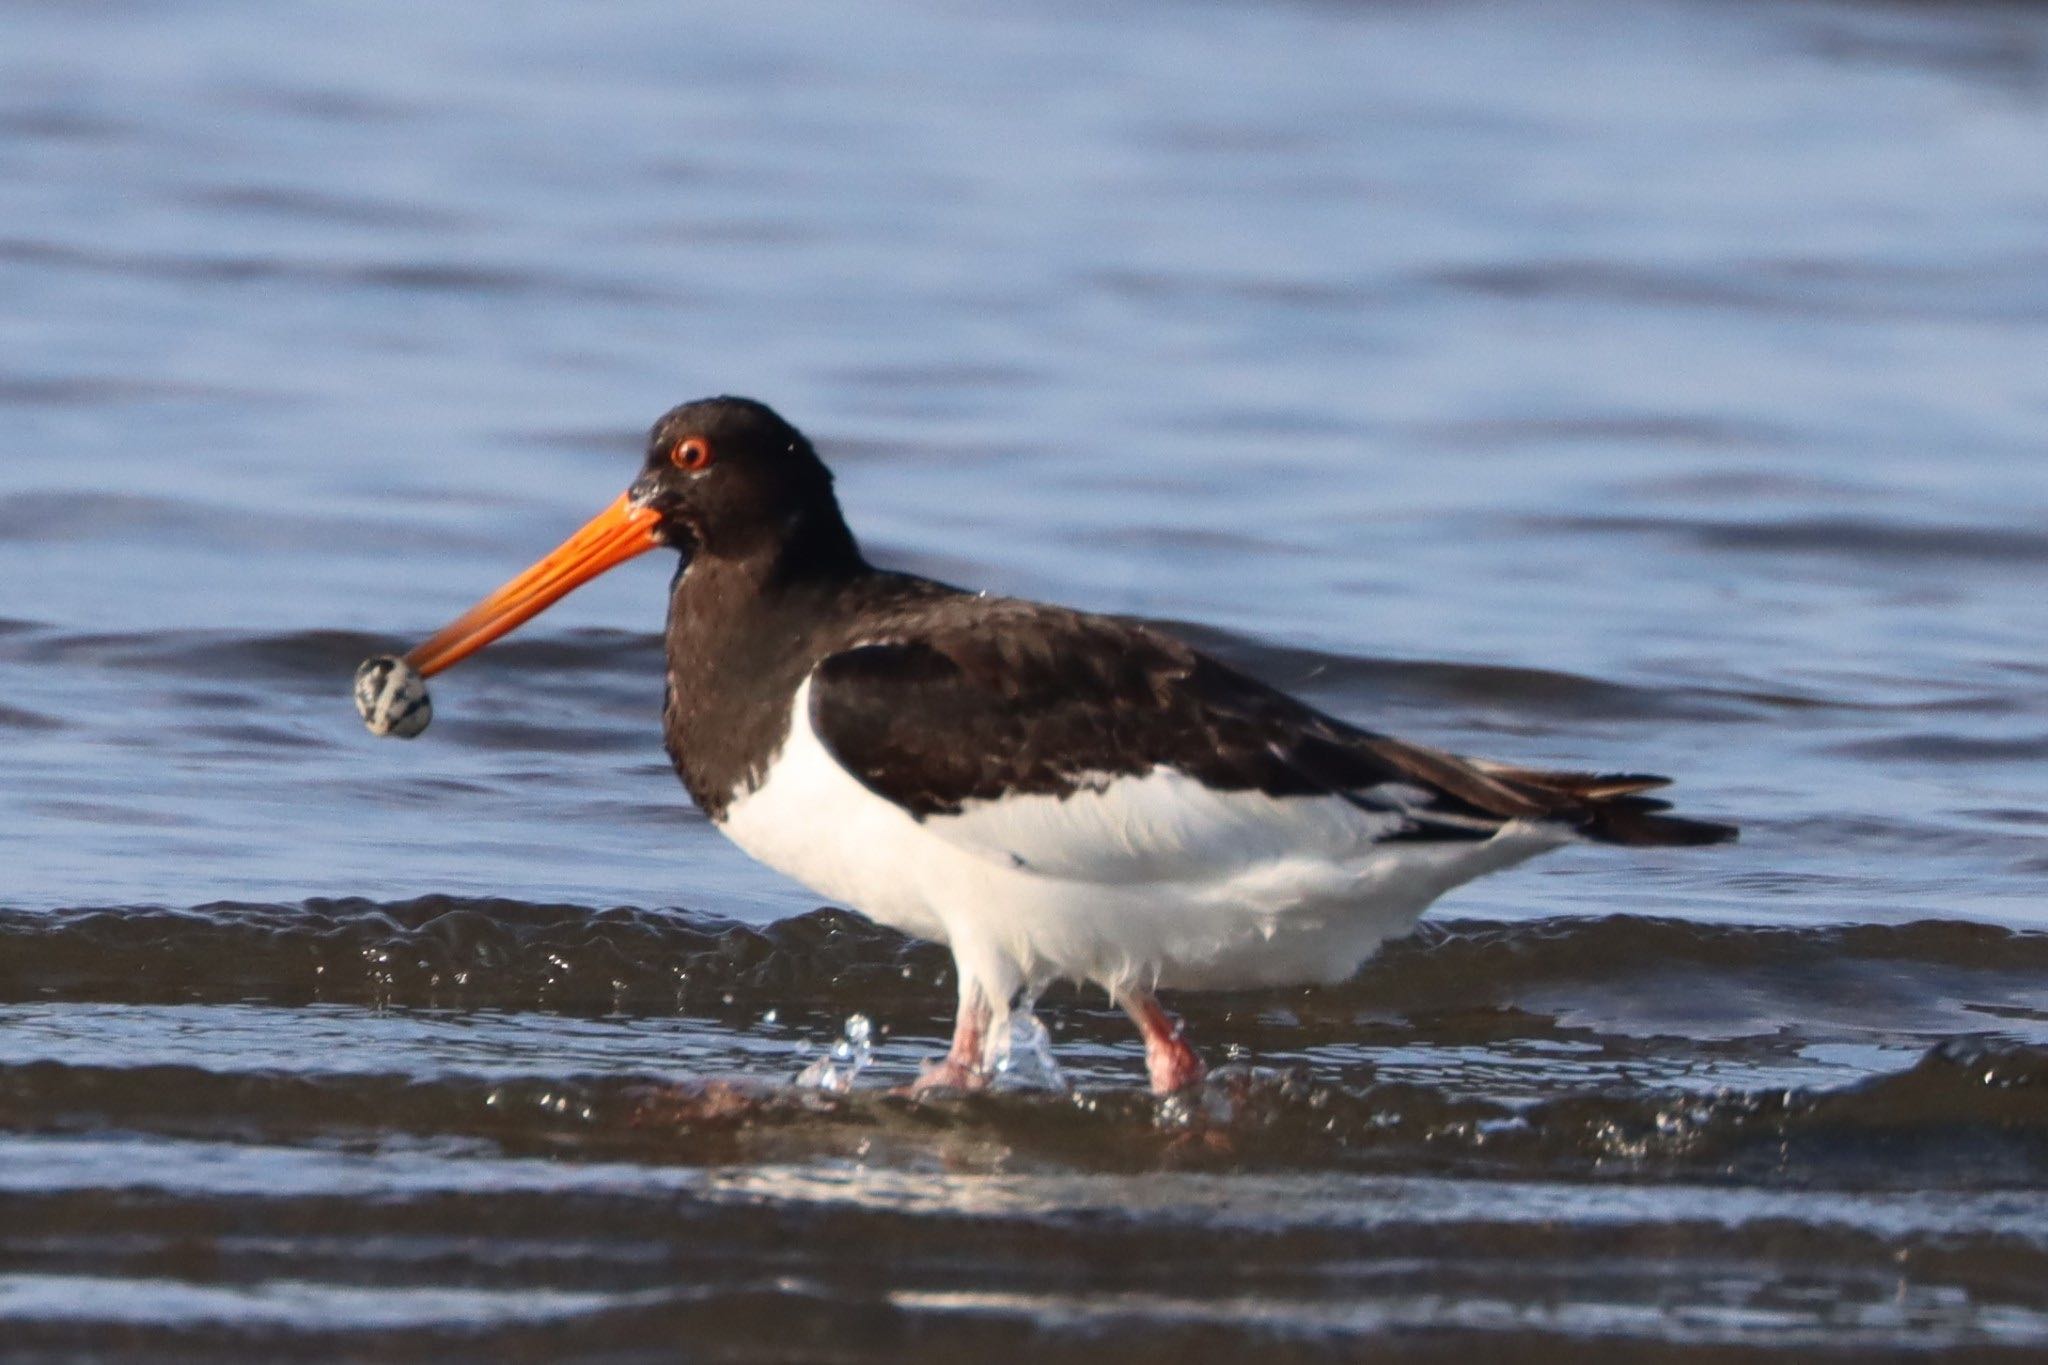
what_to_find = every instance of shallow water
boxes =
[4,0,2048,1357]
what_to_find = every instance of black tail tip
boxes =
[1583,806,1740,848]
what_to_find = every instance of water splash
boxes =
[1155,1063,1316,1133]
[794,1013,874,1093]
[990,1001,1070,1093]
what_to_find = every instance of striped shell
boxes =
[354,655,432,739]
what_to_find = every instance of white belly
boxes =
[717,678,1565,1002]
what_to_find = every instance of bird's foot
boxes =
[1146,1035,1207,1096]
[905,1056,989,1095]
[897,983,995,1096]
[1123,992,1207,1096]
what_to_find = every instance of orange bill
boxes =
[405,494,663,678]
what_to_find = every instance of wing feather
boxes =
[804,599,1735,861]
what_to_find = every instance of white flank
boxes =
[719,675,1569,1045]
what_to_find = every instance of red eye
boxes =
[671,437,714,471]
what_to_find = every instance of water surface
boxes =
[3,0,2048,1357]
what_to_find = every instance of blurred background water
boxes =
[2,0,2047,1358]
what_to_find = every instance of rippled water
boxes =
[4,0,2048,1357]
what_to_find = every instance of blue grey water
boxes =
[2,0,2047,1358]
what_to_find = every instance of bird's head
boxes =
[630,396,840,564]
[400,395,841,681]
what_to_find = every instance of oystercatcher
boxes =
[365,397,1736,1094]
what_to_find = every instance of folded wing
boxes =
[805,602,1733,884]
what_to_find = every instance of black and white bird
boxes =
[361,397,1736,1094]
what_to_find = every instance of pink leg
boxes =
[911,982,992,1093]
[1122,992,1207,1095]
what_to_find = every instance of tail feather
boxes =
[1350,737,1738,848]
[1468,761,1672,801]
[1577,794,1738,847]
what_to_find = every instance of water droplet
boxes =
[795,1012,877,1093]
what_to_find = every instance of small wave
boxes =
[1360,914,2048,1004]
[0,374,262,407]
[1534,513,2048,566]
[1436,256,2048,324]
[1830,732,2048,765]
[1416,412,1794,453]
[1,1037,2042,1186]
[183,184,474,230]
[0,702,60,731]
[0,621,663,685]
[0,236,661,304]
[0,899,945,1015]
[0,491,501,554]
[0,616,1800,725]
[4,900,2044,1021]
[1148,621,1807,721]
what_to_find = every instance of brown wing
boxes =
[808,600,1735,847]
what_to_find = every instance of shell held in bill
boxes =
[355,655,433,739]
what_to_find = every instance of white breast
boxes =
[716,677,955,943]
